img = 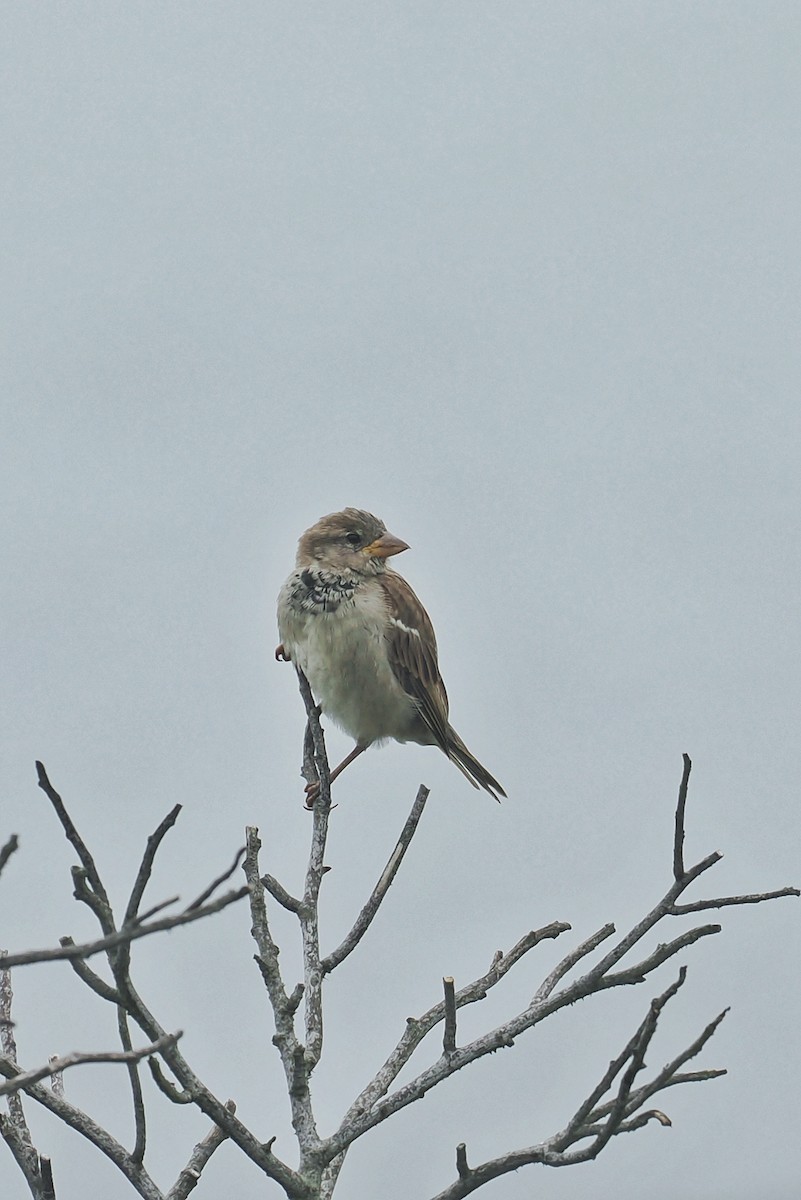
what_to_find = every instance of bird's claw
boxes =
[304,779,320,810]
[275,643,290,662]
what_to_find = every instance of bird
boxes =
[276,508,505,801]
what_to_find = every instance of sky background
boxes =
[2,3,800,1198]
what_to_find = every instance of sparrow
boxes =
[276,508,505,801]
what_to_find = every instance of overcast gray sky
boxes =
[2,4,800,1199]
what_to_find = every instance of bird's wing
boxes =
[378,571,451,752]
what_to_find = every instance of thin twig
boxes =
[148,1058,194,1104]
[186,846,246,911]
[262,874,302,913]
[59,940,120,1003]
[35,762,114,933]
[124,805,182,928]
[134,896,181,925]
[531,924,614,1005]
[321,785,430,976]
[670,886,800,914]
[0,834,19,878]
[602,924,721,987]
[1,887,250,969]
[0,1032,181,1099]
[118,1008,148,1163]
[673,752,692,880]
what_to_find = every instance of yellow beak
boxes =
[364,532,410,559]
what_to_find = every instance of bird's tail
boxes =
[446,727,506,802]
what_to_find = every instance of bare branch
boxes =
[1,886,250,970]
[321,785,430,976]
[0,1032,181,1099]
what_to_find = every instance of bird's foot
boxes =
[275,643,290,662]
[303,778,337,812]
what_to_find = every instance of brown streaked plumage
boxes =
[276,508,505,801]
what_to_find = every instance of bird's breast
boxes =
[277,577,421,746]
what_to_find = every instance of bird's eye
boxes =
[345,531,362,546]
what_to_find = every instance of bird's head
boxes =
[296,508,409,575]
